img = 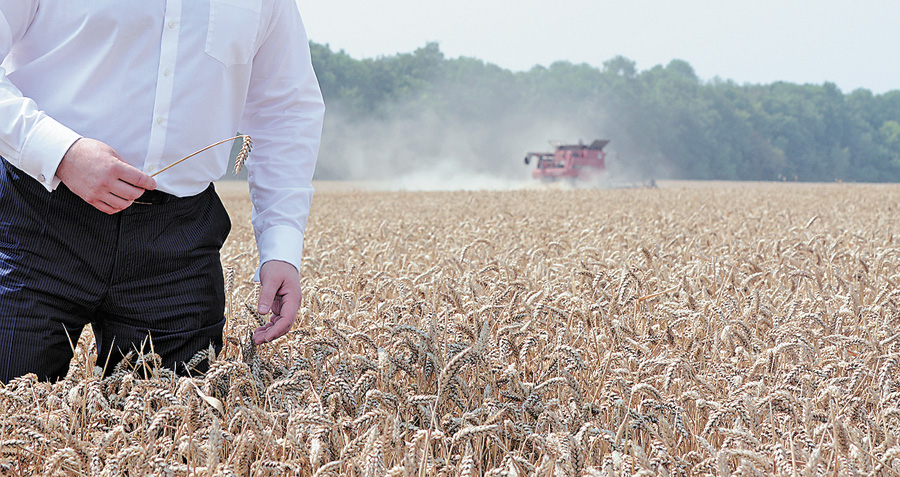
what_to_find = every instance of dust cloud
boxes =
[313,101,669,191]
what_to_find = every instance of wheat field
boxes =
[2,181,900,476]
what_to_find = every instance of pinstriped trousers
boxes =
[0,157,228,383]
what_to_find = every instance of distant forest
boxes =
[309,42,900,182]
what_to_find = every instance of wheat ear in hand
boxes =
[151,135,252,178]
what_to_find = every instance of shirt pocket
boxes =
[205,0,262,66]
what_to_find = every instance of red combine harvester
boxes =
[524,139,609,182]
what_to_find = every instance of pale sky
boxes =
[297,1,899,94]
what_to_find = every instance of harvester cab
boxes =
[524,139,609,182]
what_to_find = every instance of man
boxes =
[0,0,324,383]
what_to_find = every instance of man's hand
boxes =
[56,138,156,214]
[253,260,302,344]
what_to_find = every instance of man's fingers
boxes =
[94,201,119,215]
[253,288,301,344]
[98,194,132,214]
[252,322,273,341]
[120,167,156,191]
[56,138,156,213]
[279,290,301,333]
[110,181,147,202]
[253,316,294,344]
[257,278,280,315]
[254,260,303,344]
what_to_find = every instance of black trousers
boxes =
[0,158,230,383]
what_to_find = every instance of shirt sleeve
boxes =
[0,1,81,190]
[240,0,325,278]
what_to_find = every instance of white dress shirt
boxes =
[0,0,325,274]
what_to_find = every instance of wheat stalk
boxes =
[151,134,252,177]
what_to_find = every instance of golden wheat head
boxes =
[234,135,253,174]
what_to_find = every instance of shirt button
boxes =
[168,21,176,29]
[163,68,171,77]
[38,174,46,182]
[147,165,156,173]
[156,117,164,125]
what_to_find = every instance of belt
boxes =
[133,189,177,205]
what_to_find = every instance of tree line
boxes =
[309,42,900,182]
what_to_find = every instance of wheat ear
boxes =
[234,136,252,173]
[151,134,252,177]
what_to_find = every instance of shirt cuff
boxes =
[19,116,81,191]
[254,224,304,281]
